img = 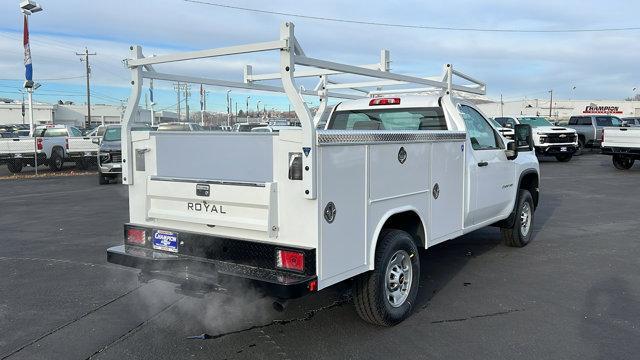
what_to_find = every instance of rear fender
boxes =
[367,205,427,270]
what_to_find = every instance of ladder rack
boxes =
[120,21,486,200]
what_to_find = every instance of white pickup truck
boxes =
[601,127,640,170]
[107,22,540,326]
[494,116,578,161]
[0,124,99,173]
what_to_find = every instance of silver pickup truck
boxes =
[566,115,622,152]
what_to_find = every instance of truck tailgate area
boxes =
[146,177,278,235]
[603,128,640,148]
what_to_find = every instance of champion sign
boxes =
[152,230,178,253]
[582,105,623,115]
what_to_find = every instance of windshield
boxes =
[518,117,552,128]
[328,107,447,130]
[103,127,121,141]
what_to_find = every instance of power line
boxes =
[184,0,640,33]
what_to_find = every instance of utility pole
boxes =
[500,94,504,117]
[246,96,250,123]
[226,90,231,127]
[548,90,553,118]
[174,82,181,120]
[184,84,191,122]
[76,47,97,128]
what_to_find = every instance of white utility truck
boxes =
[107,22,540,326]
[601,127,640,170]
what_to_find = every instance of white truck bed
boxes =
[67,137,100,154]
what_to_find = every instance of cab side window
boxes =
[459,105,500,150]
[70,127,82,137]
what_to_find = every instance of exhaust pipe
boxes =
[272,299,288,312]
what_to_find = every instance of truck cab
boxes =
[106,22,540,326]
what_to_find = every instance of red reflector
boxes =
[126,228,146,245]
[308,279,318,292]
[369,97,401,106]
[276,249,304,272]
[36,138,43,150]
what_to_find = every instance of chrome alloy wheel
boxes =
[520,202,532,237]
[385,250,413,308]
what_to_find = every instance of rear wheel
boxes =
[75,158,89,170]
[501,189,534,247]
[612,155,635,170]
[555,154,572,162]
[7,159,23,174]
[48,150,64,171]
[353,230,420,326]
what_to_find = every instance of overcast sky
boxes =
[0,0,639,112]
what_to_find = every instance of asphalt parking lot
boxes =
[1,153,639,360]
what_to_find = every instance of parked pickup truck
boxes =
[494,116,578,161]
[0,124,99,173]
[97,124,152,184]
[106,23,540,326]
[566,115,622,151]
[601,127,640,170]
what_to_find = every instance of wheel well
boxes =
[380,210,425,249]
[578,134,585,142]
[520,172,539,208]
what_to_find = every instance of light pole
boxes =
[21,0,42,175]
[245,96,250,123]
[256,100,262,119]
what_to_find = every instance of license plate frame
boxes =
[560,147,567,152]
[152,230,178,253]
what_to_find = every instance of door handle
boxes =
[477,161,489,167]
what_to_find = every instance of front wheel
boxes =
[7,159,23,174]
[98,171,111,185]
[501,189,534,247]
[555,154,572,162]
[612,155,635,170]
[353,230,420,326]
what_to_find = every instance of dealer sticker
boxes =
[152,230,178,253]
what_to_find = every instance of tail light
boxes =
[65,138,69,150]
[126,228,146,245]
[601,130,605,143]
[276,249,304,272]
[36,138,43,150]
[369,98,401,106]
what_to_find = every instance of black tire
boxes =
[555,154,572,162]
[7,159,23,174]
[612,155,635,170]
[501,189,534,248]
[48,149,64,171]
[353,229,420,326]
[98,171,110,185]
[574,138,584,156]
[75,158,89,170]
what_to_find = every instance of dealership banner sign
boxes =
[583,105,623,114]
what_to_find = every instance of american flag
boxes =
[23,15,33,82]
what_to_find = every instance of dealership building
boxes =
[0,101,177,127]
[477,99,640,121]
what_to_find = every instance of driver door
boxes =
[459,105,516,226]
